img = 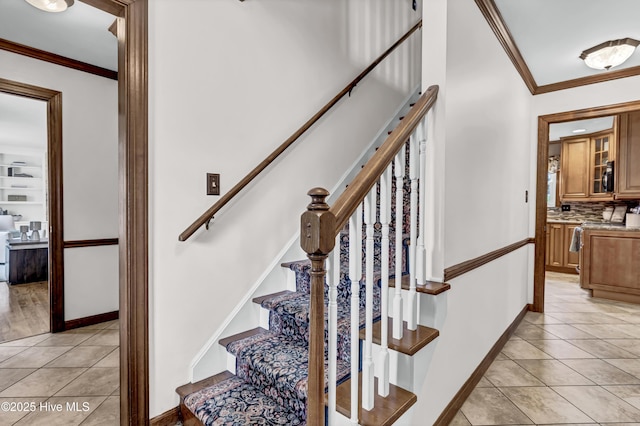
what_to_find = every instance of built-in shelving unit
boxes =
[0,150,47,226]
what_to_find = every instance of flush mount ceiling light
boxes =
[580,38,640,71]
[24,0,74,12]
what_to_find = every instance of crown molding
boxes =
[474,0,640,96]
[473,0,537,95]
[0,38,117,81]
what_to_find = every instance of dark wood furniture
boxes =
[5,239,48,285]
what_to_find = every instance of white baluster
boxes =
[348,208,362,423]
[327,233,340,424]
[362,187,376,410]
[416,120,427,288]
[393,145,405,340]
[408,133,418,331]
[378,166,391,397]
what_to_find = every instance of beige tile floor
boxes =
[0,319,119,425]
[452,272,640,426]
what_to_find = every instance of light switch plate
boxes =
[207,173,220,195]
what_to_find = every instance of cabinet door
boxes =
[589,132,614,200]
[564,225,580,269]
[560,138,590,200]
[617,111,640,199]
[545,225,551,266]
[548,224,564,267]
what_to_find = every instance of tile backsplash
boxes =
[547,201,639,222]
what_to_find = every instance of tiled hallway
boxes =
[0,320,119,425]
[453,272,640,425]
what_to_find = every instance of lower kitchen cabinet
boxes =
[545,222,580,274]
[580,228,640,303]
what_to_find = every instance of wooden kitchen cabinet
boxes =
[581,228,640,303]
[560,138,590,200]
[548,223,565,267]
[560,131,615,201]
[545,225,550,266]
[616,111,640,199]
[546,222,580,274]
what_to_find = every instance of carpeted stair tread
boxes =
[388,275,451,295]
[359,318,439,356]
[182,373,304,426]
[259,289,381,363]
[226,330,350,420]
[253,290,295,305]
[218,327,267,349]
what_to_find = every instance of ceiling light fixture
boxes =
[572,129,587,134]
[24,0,74,13]
[580,38,640,71]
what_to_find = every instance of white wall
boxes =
[413,0,533,423]
[0,50,119,321]
[149,0,423,416]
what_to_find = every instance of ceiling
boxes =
[549,116,615,141]
[493,0,640,88]
[0,0,117,71]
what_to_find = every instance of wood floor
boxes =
[0,280,49,343]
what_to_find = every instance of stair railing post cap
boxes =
[306,187,330,211]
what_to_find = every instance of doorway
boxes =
[533,99,640,312]
[0,89,54,342]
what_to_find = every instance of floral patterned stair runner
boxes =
[183,374,304,426]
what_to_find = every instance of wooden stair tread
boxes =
[252,290,294,305]
[389,275,451,295]
[333,374,416,426]
[218,327,267,348]
[176,370,234,401]
[360,318,439,355]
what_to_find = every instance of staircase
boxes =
[178,243,442,425]
[177,86,442,425]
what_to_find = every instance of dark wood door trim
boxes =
[534,99,640,313]
[0,78,65,334]
[78,0,148,424]
[115,1,149,425]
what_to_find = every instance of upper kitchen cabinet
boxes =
[617,111,640,199]
[560,138,590,200]
[560,129,615,201]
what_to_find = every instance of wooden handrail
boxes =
[330,85,439,233]
[178,19,423,241]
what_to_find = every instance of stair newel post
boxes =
[327,231,341,424]
[378,166,392,397]
[408,131,419,331]
[363,186,376,411]
[300,188,336,426]
[416,120,427,289]
[348,209,361,423]
[393,145,405,340]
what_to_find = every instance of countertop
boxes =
[547,219,583,224]
[581,222,640,232]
